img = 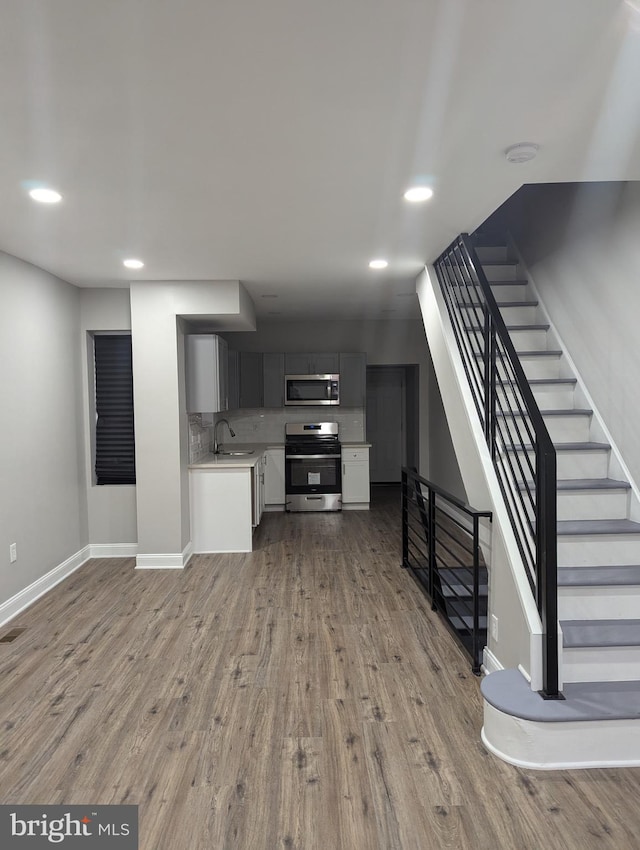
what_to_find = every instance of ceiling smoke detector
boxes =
[504,143,539,164]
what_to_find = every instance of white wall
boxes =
[130,281,255,565]
[0,252,87,606]
[497,182,640,489]
[222,318,433,478]
[79,288,137,548]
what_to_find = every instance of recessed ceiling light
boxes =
[369,259,388,270]
[123,258,144,270]
[29,187,62,204]
[403,186,433,203]
[504,143,539,163]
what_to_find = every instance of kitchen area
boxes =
[186,335,372,553]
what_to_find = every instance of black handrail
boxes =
[402,467,492,674]
[433,234,560,698]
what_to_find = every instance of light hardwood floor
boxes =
[2,486,640,849]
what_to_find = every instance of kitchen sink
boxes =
[217,450,254,456]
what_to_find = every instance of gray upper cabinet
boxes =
[185,334,228,413]
[239,352,263,408]
[263,352,284,407]
[339,352,366,407]
[284,353,339,374]
[227,350,240,410]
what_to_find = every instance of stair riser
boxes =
[482,263,522,281]
[489,283,531,301]
[510,328,550,350]
[559,585,640,620]
[498,304,540,324]
[500,385,576,409]
[520,357,562,380]
[556,489,629,521]
[507,448,610,480]
[562,646,640,683]
[476,246,510,262]
[500,414,591,444]
[558,534,640,567]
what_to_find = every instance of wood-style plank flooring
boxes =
[2,486,640,849]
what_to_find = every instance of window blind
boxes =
[94,334,136,485]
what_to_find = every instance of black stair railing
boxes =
[433,234,560,699]
[401,467,492,674]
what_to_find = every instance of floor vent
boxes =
[0,627,26,644]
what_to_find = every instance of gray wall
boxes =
[79,288,137,547]
[493,182,640,488]
[0,252,87,605]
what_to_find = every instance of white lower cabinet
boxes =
[342,447,370,509]
[264,448,285,509]
[190,467,254,552]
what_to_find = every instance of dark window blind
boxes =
[94,334,136,485]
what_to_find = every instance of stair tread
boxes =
[557,518,640,536]
[482,668,640,722]
[515,349,563,357]
[518,477,630,492]
[507,441,610,453]
[527,377,577,385]
[488,279,528,286]
[464,323,550,332]
[449,614,488,630]
[558,565,640,587]
[499,408,592,417]
[561,618,640,647]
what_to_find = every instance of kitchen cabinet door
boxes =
[264,448,285,505]
[311,353,339,374]
[263,353,285,407]
[239,352,263,408]
[342,447,370,507]
[284,353,339,375]
[339,352,366,406]
[228,350,240,410]
[284,353,311,375]
[185,334,228,413]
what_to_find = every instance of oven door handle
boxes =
[285,453,342,460]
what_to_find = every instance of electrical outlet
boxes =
[9,543,17,563]
[490,614,498,642]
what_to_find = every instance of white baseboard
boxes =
[0,545,91,629]
[482,647,504,675]
[135,542,193,570]
[89,543,138,558]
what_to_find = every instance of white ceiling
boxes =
[1,0,639,320]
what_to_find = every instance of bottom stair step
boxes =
[482,668,640,721]
[562,619,640,648]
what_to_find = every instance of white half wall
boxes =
[417,264,543,685]
[0,252,87,608]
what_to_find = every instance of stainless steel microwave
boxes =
[284,374,340,406]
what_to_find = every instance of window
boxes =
[94,334,136,485]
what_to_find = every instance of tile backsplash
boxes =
[218,407,365,444]
[189,407,365,462]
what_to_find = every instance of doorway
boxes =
[366,365,419,483]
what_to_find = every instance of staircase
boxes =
[471,237,640,767]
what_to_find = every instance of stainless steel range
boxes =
[285,422,342,512]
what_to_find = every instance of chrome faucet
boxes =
[213,418,236,454]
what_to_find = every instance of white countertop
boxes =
[189,443,282,470]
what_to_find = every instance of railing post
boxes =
[483,310,497,459]
[401,469,408,568]
[472,515,481,675]
[428,487,437,611]
[537,441,561,699]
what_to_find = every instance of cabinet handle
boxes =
[343,463,345,475]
